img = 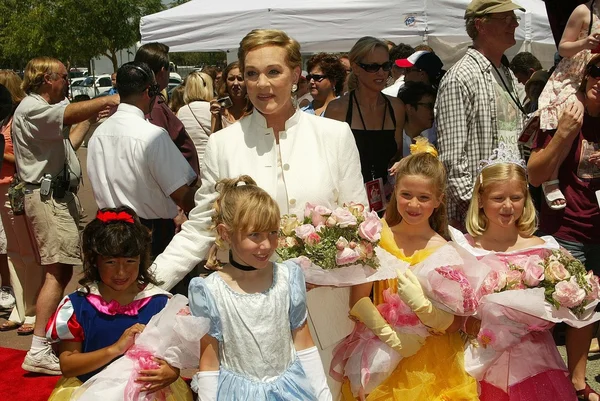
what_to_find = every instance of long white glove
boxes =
[297,346,333,401]
[192,371,219,401]
[397,269,454,331]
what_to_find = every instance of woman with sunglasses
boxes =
[325,37,404,214]
[528,54,600,401]
[302,53,347,117]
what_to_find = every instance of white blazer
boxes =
[153,109,367,289]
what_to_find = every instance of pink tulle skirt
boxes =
[481,369,576,401]
[479,331,577,401]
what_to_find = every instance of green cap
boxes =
[465,0,525,18]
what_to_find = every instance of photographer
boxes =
[12,57,119,375]
[210,61,253,133]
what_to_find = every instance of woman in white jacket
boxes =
[152,29,367,399]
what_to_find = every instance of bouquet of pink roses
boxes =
[479,249,600,319]
[277,202,402,286]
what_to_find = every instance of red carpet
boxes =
[0,347,59,401]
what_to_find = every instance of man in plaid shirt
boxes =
[436,0,526,228]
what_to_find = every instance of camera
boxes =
[217,96,233,108]
[40,174,52,196]
[53,178,68,199]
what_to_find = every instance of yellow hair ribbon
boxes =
[409,136,438,158]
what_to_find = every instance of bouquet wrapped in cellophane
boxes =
[276,202,403,286]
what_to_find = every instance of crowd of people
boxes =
[0,0,599,399]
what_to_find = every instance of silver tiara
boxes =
[477,142,527,178]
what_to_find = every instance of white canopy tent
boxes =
[140,0,556,68]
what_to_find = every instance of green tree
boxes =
[0,0,164,72]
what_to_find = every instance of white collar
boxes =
[117,103,146,119]
[250,108,302,131]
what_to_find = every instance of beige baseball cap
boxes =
[465,0,525,18]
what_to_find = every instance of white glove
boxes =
[192,371,219,401]
[297,346,332,401]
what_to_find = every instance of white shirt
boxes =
[382,76,404,97]
[153,109,368,290]
[87,103,197,220]
[177,101,212,164]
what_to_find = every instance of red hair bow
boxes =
[96,210,134,224]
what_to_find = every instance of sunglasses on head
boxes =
[306,73,327,82]
[357,61,393,73]
[588,64,600,79]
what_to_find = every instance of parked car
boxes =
[168,72,183,93]
[71,74,113,98]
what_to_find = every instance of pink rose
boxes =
[479,270,507,297]
[294,224,316,240]
[358,211,382,242]
[336,247,361,265]
[305,232,321,246]
[545,260,570,283]
[345,202,365,218]
[552,277,586,308]
[585,272,600,301]
[335,237,349,251]
[505,269,524,290]
[304,202,317,218]
[331,207,358,228]
[311,205,332,226]
[522,260,545,287]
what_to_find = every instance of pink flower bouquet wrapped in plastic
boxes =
[330,242,488,397]
[71,295,210,401]
[277,202,406,286]
[465,249,600,396]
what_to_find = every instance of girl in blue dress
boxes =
[46,206,192,401]
[189,175,332,401]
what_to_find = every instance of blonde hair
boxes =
[465,163,537,237]
[21,57,62,94]
[212,175,280,246]
[347,36,388,91]
[0,70,26,104]
[184,71,214,104]
[237,29,301,73]
[384,151,449,238]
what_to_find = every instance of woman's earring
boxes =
[291,83,298,93]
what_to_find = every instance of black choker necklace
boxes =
[229,251,257,271]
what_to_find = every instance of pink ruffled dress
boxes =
[451,228,577,401]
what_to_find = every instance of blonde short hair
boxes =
[0,70,26,104]
[237,29,301,73]
[212,175,280,245]
[184,72,214,104]
[21,57,62,94]
[347,36,389,92]
[465,163,537,237]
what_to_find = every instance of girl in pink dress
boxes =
[451,145,579,401]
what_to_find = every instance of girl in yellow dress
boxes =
[333,141,479,401]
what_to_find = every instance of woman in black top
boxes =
[325,37,405,201]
